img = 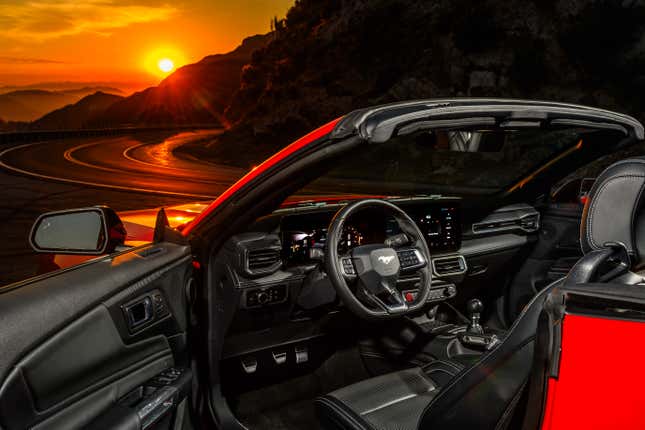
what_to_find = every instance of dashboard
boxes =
[224,197,539,317]
[281,201,461,263]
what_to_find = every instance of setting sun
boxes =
[158,58,174,73]
[142,46,185,78]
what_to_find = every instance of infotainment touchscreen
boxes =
[416,205,461,251]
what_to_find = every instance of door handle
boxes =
[124,297,154,329]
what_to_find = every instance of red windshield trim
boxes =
[182,117,342,236]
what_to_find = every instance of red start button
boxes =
[404,292,416,302]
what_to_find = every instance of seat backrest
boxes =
[419,157,645,430]
[579,157,645,270]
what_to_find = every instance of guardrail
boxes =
[0,125,223,145]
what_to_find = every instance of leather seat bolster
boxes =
[316,396,375,430]
[316,367,438,430]
[421,359,465,386]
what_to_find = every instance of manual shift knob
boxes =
[466,299,484,334]
[466,299,483,315]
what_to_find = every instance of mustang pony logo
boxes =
[378,255,395,264]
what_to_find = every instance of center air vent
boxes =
[246,248,282,275]
[472,205,540,235]
[432,255,467,277]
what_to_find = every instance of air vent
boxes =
[432,255,467,277]
[246,248,281,275]
[519,213,540,232]
[472,208,540,234]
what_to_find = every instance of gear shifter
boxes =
[466,299,484,334]
[459,298,499,350]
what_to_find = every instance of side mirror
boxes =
[30,206,126,255]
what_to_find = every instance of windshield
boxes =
[300,127,621,197]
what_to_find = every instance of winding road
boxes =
[0,130,246,200]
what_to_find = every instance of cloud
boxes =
[0,1,177,41]
[0,56,66,64]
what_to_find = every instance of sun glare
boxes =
[158,58,174,73]
[143,46,185,78]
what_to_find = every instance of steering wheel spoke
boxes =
[361,284,409,314]
[339,256,358,280]
[396,247,427,272]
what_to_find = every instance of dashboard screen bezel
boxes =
[280,200,462,263]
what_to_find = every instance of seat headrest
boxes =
[581,157,645,268]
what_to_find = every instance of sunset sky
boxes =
[0,0,293,93]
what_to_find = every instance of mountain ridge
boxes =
[88,34,270,128]
[0,87,124,122]
[31,91,125,130]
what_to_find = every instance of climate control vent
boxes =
[472,205,540,235]
[246,248,282,274]
[519,213,540,232]
[230,232,283,278]
[432,255,467,277]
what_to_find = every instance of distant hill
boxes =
[60,86,124,97]
[0,87,124,122]
[0,90,77,122]
[31,92,125,130]
[0,82,127,94]
[90,34,269,127]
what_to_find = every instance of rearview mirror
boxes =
[30,206,126,255]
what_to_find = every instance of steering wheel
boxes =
[325,199,432,320]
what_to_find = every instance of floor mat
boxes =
[238,398,319,430]
[232,347,369,430]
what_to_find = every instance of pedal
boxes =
[295,346,309,364]
[241,357,258,374]
[272,351,287,365]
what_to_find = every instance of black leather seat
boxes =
[316,157,645,430]
[316,367,439,430]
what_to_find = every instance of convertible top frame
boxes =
[332,98,644,143]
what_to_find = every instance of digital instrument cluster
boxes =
[284,225,364,263]
[284,229,326,262]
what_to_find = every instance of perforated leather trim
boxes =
[585,175,645,251]
[316,396,375,430]
[581,158,645,261]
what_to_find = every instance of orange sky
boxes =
[0,0,293,93]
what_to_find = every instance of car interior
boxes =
[205,128,642,430]
[1,105,644,430]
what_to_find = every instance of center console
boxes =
[457,298,501,349]
[358,295,503,379]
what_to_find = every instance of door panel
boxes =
[0,242,193,430]
[22,306,171,410]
